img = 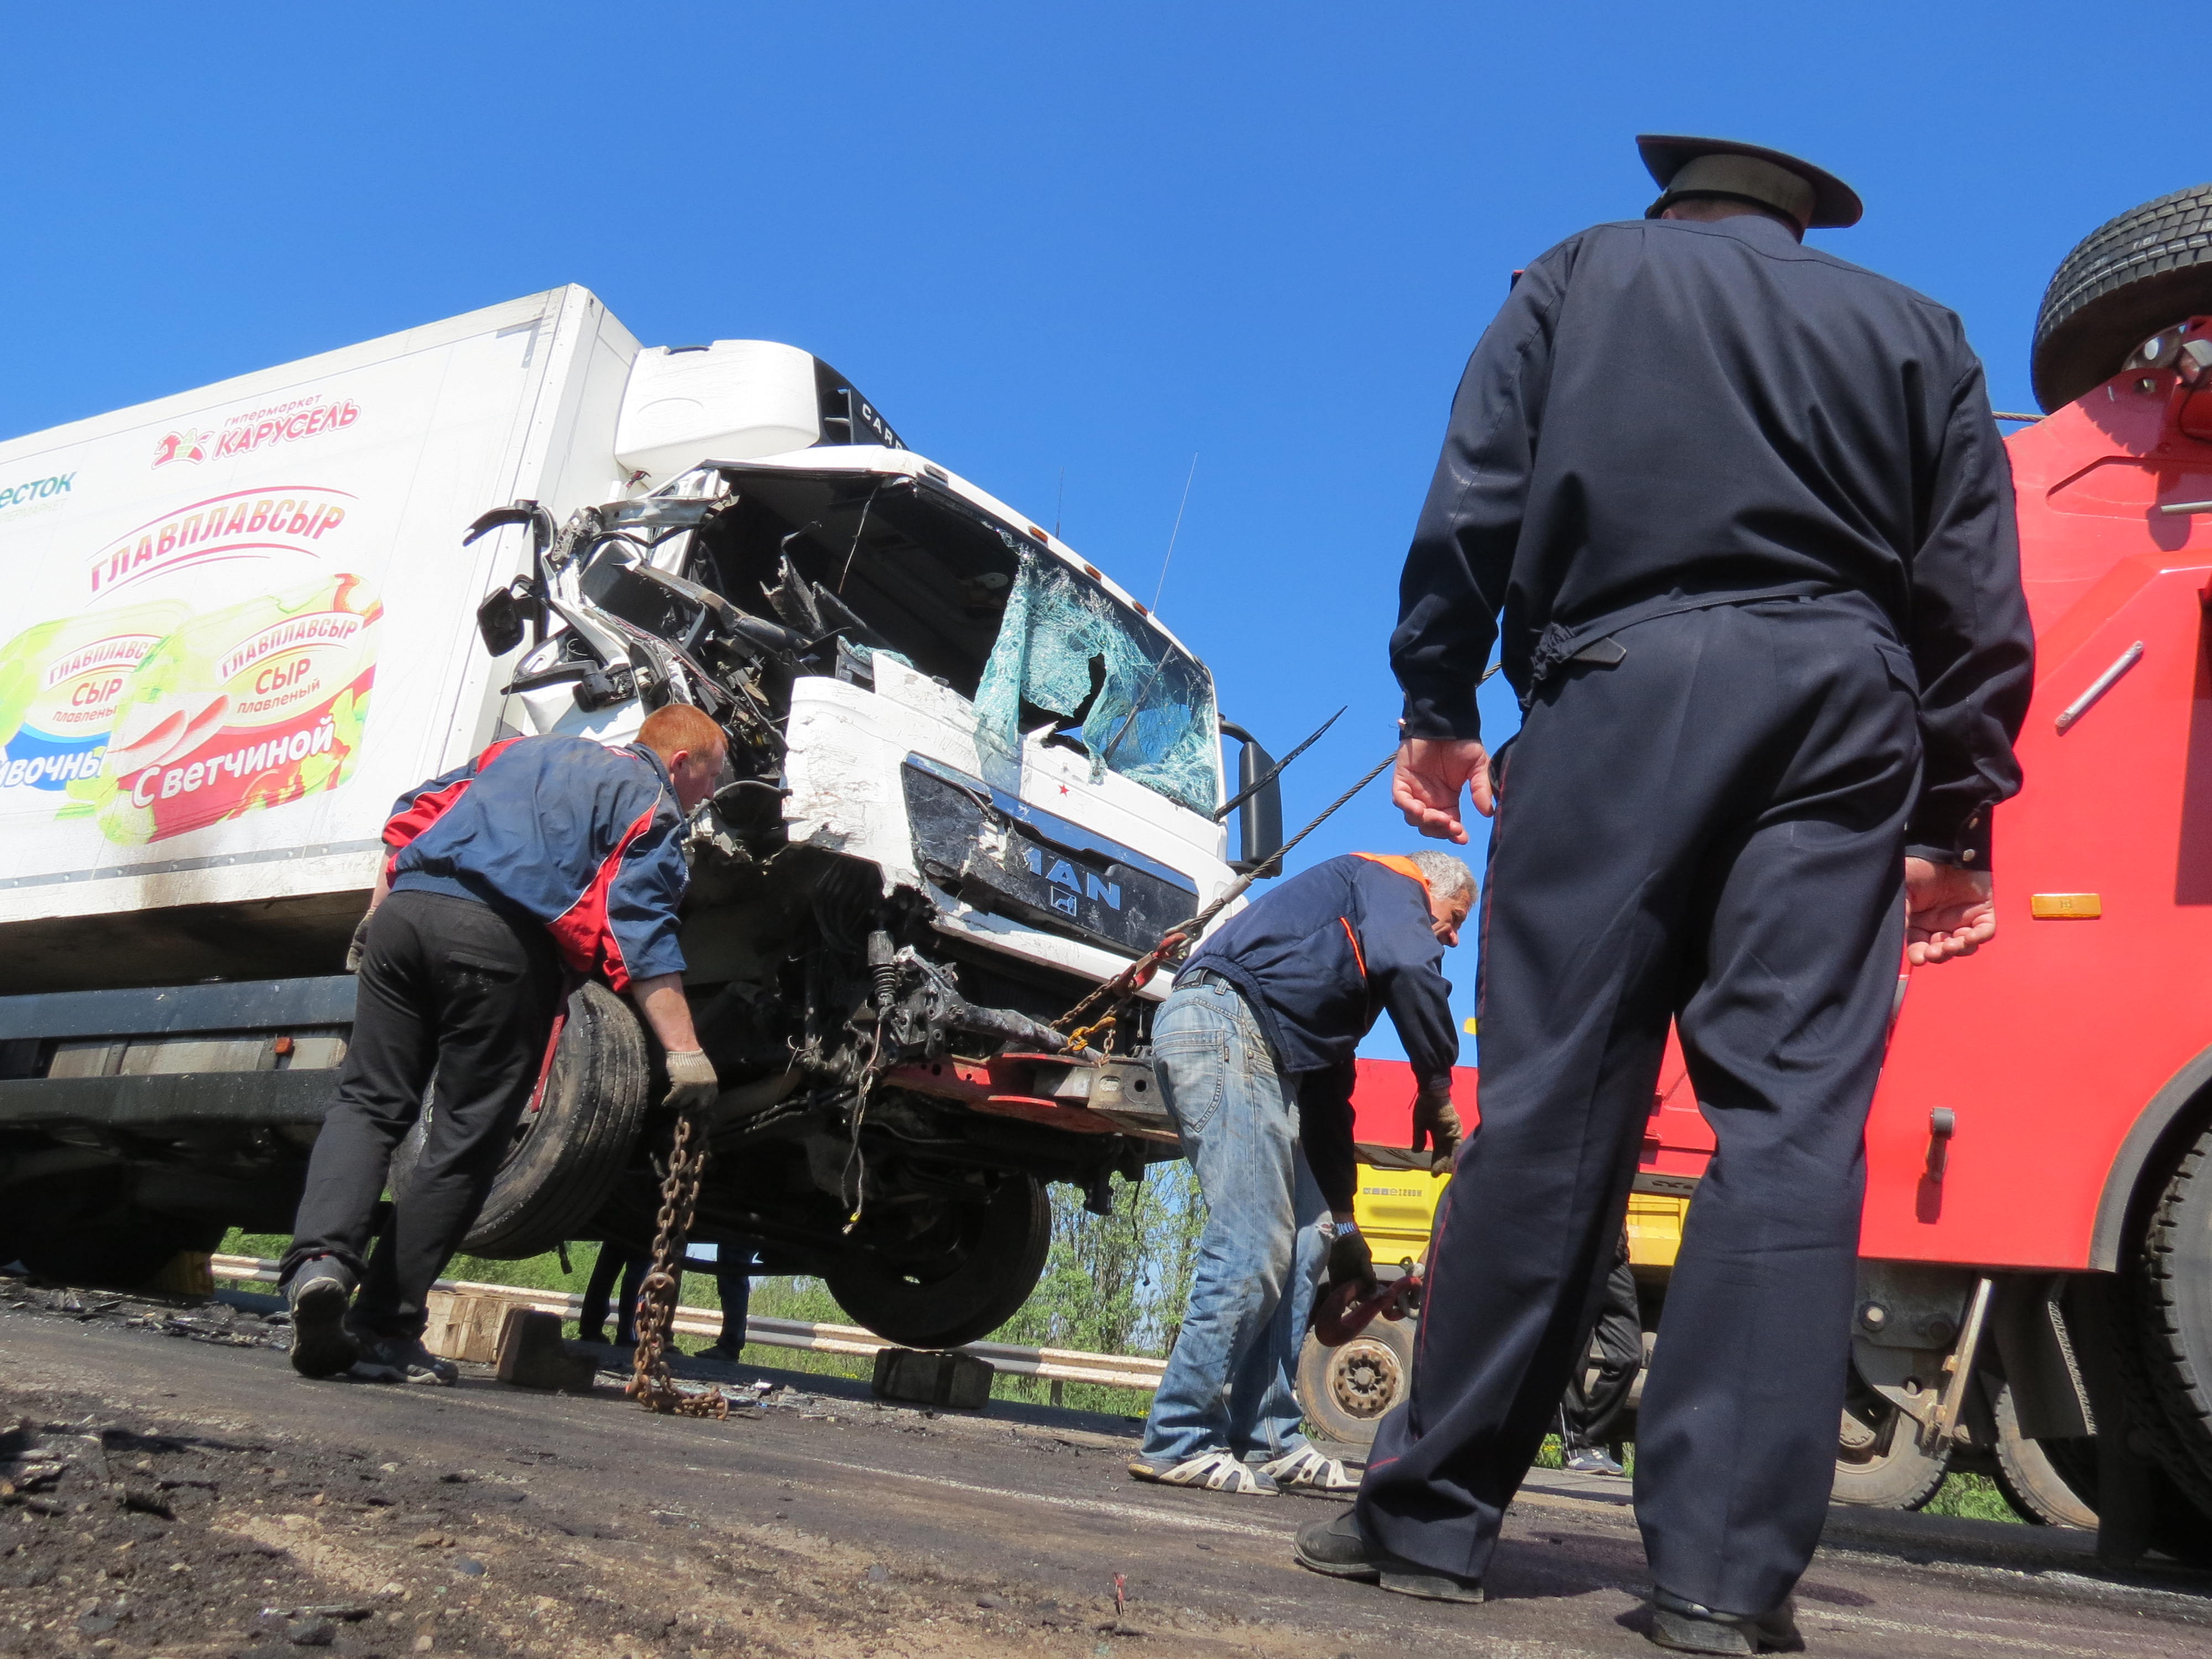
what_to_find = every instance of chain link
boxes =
[626,1107,728,1418]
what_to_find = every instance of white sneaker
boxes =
[1127,1451,1277,1495]
[1261,1446,1361,1494]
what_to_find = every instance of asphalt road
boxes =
[4,1291,2210,1659]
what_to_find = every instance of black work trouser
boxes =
[283,890,565,1337]
[1359,593,1916,1616]
[1563,1236,1642,1451]
[579,1246,650,1345]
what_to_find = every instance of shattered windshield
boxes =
[973,551,1220,816]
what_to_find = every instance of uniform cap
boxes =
[1637,134,1863,231]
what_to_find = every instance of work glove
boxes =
[1412,1082,1463,1171]
[1326,1222,1378,1300]
[345,911,374,974]
[662,1048,719,1114]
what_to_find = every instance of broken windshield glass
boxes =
[973,550,1220,817]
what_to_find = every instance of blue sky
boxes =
[5,3,2201,1059]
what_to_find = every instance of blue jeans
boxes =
[1139,974,1329,1467]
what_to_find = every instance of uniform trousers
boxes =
[1358,593,1917,1615]
[282,889,565,1337]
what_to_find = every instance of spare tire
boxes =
[393,980,652,1260]
[825,1175,1051,1349]
[2032,183,2212,411]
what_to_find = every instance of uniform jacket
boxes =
[1182,853,1459,1212]
[383,735,690,992]
[1389,213,2034,867]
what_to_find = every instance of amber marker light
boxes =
[2030,894,2103,919]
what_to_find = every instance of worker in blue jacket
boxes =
[1295,136,2032,1651]
[1128,849,1472,1497]
[280,703,729,1385]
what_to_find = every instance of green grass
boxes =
[1923,1471,2022,1524]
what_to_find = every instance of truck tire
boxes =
[1833,1376,1950,1509]
[2128,1121,2212,1517]
[1295,1317,1414,1449]
[2032,182,2212,411]
[393,982,652,1261]
[823,1175,1051,1349]
[1991,1381,2097,1528]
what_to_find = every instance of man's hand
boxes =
[1393,738,1493,844]
[1906,857,1995,966]
[1412,1082,1463,1170]
[1326,1224,1378,1298]
[662,1048,719,1113]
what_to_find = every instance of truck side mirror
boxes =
[476,585,526,657]
[1219,722,1284,875]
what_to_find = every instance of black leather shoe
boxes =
[1647,1588,1802,1654]
[1293,1510,1485,1604]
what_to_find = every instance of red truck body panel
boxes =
[1864,341,2212,1268]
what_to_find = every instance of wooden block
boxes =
[424,1292,503,1363]
[494,1308,597,1393]
[870,1347,994,1410]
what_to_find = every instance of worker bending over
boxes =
[1129,850,1471,1496]
[1297,135,2032,1653]
[280,704,729,1384]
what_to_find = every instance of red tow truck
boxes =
[1311,182,2212,1563]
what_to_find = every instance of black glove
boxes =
[1413,1082,1463,1171]
[1326,1223,1377,1298]
[345,911,375,974]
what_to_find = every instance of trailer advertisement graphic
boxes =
[0,482,380,846]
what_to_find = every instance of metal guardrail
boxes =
[210,1254,1166,1393]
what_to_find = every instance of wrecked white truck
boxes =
[0,287,1284,1345]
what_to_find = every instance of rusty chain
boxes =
[626,1106,728,1418]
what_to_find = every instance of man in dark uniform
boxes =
[1293,136,2033,1652]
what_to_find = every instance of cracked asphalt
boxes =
[3,1286,2209,1658]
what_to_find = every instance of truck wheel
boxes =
[2128,1121,2212,1517]
[393,982,652,1260]
[1295,1317,1414,1449]
[823,1176,1050,1349]
[1991,1380,2097,1528]
[1833,1376,1950,1509]
[2032,182,2212,411]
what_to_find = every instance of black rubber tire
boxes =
[1295,1316,1414,1449]
[2032,182,2212,411]
[14,1215,225,1293]
[393,981,652,1261]
[2128,1121,2212,1517]
[1991,1380,2097,1528]
[1833,1376,1951,1509]
[823,1175,1051,1349]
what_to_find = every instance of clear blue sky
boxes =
[6,4,2200,1058]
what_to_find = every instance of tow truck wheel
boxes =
[392,982,652,1260]
[1990,1380,2097,1528]
[2128,1122,2212,1519]
[2032,182,2212,411]
[823,1174,1051,1349]
[1295,1314,1415,1449]
[1832,1370,1950,1509]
